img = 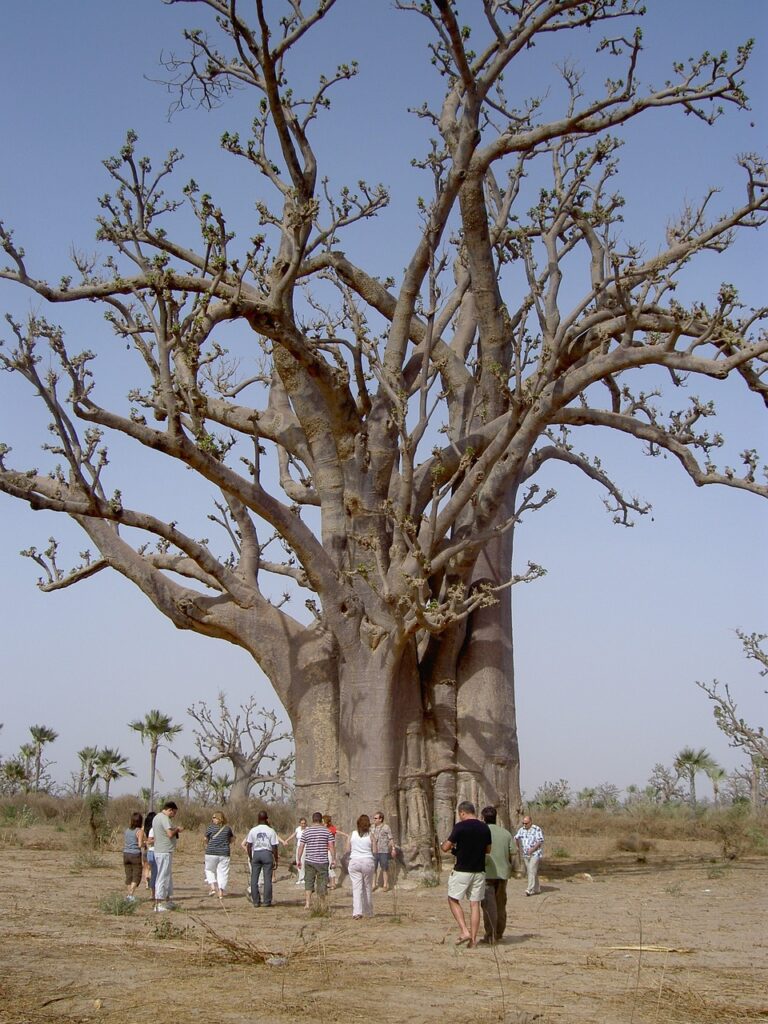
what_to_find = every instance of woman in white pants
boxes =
[203,810,235,899]
[346,814,376,919]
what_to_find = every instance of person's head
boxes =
[299,817,307,828]
[457,800,476,819]
[311,811,323,823]
[522,815,532,828]
[323,814,333,826]
[357,814,371,836]
[162,800,178,817]
[481,806,497,825]
[257,810,269,824]
[130,812,143,829]
[144,811,156,832]
[212,811,227,826]
[373,811,385,825]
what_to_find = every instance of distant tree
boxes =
[1,758,30,795]
[647,763,685,804]
[706,764,728,808]
[209,773,232,805]
[532,778,571,810]
[17,743,36,792]
[576,787,597,809]
[697,631,767,809]
[29,725,58,792]
[76,746,101,797]
[128,710,182,811]
[674,747,718,808]
[594,782,621,809]
[95,747,135,802]
[188,694,294,803]
[179,754,208,802]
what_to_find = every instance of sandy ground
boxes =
[1,827,766,1024]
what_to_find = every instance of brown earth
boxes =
[1,828,766,1024]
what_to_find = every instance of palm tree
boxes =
[95,748,135,802]
[2,758,30,794]
[128,710,182,810]
[180,755,207,801]
[209,773,232,805]
[674,747,717,808]
[29,724,58,791]
[706,764,727,808]
[77,746,101,797]
[18,743,37,791]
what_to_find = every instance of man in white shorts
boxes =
[441,801,492,949]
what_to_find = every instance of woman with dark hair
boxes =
[346,814,376,919]
[123,811,145,902]
[143,811,157,897]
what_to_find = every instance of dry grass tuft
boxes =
[615,982,768,1023]
[616,833,654,853]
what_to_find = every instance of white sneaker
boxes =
[155,905,169,913]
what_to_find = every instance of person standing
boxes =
[480,806,514,943]
[515,814,545,896]
[203,810,234,899]
[153,800,183,912]
[346,814,376,919]
[441,801,492,949]
[292,817,307,886]
[371,811,396,892]
[243,811,279,908]
[122,812,145,902]
[296,811,335,909]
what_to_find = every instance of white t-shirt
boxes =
[246,824,279,851]
[349,830,374,860]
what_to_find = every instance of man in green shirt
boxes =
[480,806,515,943]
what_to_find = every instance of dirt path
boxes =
[1,830,766,1024]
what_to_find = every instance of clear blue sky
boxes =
[0,1,765,803]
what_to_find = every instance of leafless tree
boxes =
[697,630,768,809]
[187,693,294,802]
[0,2,766,857]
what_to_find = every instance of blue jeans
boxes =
[250,851,274,906]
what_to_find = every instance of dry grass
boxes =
[612,982,768,1023]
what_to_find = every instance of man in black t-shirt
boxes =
[441,801,492,948]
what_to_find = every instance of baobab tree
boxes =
[187,694,294,802]
[697,630,768,809]
[128,710,182,810]
[0,2,766,856]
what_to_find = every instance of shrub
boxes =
[99,894,137,916]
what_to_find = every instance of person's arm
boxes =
[296,840,305,866]
[441,826,457,855]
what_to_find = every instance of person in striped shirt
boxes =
[296,811,336,909]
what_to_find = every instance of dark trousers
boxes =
[250,851,274,906]
[482,877,508,941]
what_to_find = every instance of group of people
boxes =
[122,800,544,935]
[442,803,545,948]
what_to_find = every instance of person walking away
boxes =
[371,811,396,891]
[480,806,514,943]
[243,811,279,907]
[153,801,183,912]
[441,801,492,949]
[515,814,544,896]
[203,810,234,899]
[347,814,376,919]
[123,812,145,902]
[296,812,335,910]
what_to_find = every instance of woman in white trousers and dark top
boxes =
[347,814,377,919]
